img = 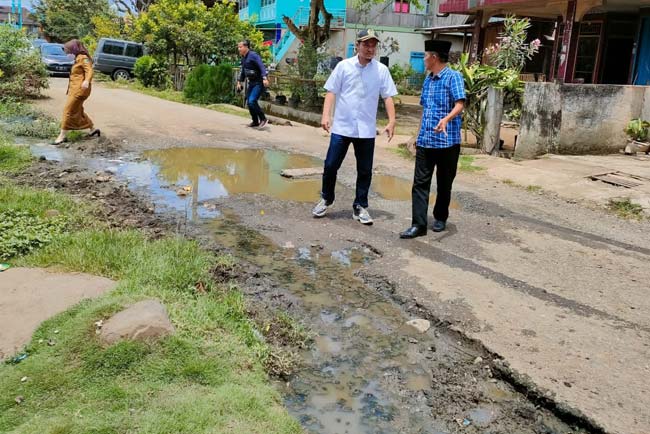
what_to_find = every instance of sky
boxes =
[0,0,34,10]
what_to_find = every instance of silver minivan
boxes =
[93,38,144,80]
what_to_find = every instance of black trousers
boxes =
[411,144,460,228]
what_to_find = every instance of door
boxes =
[410,51,425,73]
[634,17,650,85]
[346,43,354,58]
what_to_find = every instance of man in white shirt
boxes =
[312,28,398,225]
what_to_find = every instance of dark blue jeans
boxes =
[246,81,266,124]
[321,133,375,208]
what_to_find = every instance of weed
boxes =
[0,209,70,260]
[391,142,414,160]
[0,142,32,174]
[0,100,59,139]
[67,130,85,142]
[607,198,644,220]
[501,178,516,185]
[526,185,542,192]
[206,104,250,118]
[459,155,484,172]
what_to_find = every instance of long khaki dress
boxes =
[61,54,94,130]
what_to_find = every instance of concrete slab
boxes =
[0,267,116,359]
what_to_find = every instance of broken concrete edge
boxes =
[450,325,608,434]
[355,269,608,434]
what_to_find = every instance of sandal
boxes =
[88,129,101,137]
[51,137,68,145]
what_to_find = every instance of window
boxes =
[102,41,125,55]
[239,0,248,8]
[41,44,65,56]
[393,0,410,13]
[125,44,143,58]
[261,0,274,6]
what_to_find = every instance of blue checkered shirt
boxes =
[416,66,466,149]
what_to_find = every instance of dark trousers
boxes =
[246,81,266,124]
[321,133,375,208]
[411,144,460,228]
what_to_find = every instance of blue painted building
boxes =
[238,0,347,64]
[238,0,466,69]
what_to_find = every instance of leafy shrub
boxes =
[134,55,171,89]
[0,210,69,260]
[625,119,650,142]
[183,63,235,104]
[0,26,49,100]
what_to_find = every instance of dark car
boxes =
[93,38,144,80]
[40,43,74,76]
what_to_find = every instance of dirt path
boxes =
[0,268,115,359]
[36,79,650,434]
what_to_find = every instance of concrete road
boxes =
[38,78,650,434]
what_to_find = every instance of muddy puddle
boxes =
[28,144,588,434]
[31,145,451,207]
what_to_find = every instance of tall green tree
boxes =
[35,0,112,42]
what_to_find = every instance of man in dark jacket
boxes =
[237,40,269,128]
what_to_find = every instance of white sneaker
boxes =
[312,199,329,217]
[353,205,373,225]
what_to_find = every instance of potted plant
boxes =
[624,119,650,155]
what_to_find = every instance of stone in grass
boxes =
[99,299,175,346]
[406,318,431,333]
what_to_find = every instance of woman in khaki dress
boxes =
[53,40,100,144]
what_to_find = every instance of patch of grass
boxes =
[0,210,70,261]
[0,187,301,433]
[526,185,543,193]
[105,80,186,104]
[0,99,59,139]
[607,198,644,220]
[106,80,252,120]
[0,142,32,174]
[0,182,91,223]
[501,178,516,186]
[391,142,415,160]
[66,130,85,142]
[206,103,250,118]
[458,155,484,172]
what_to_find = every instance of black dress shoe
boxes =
[400,226,427,239]
[432,220,446,232]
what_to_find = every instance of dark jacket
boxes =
[239,50,267,83]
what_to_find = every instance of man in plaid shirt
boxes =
[400,40,465,239]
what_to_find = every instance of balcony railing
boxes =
[346,8,436,28]
[294,7,346,29]
[260,4,276,22]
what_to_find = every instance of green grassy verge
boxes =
[0,141,32,174]
[103,80,251,119]
[0,144,301,432]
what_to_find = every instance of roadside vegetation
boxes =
[607,198,645,220]
[0,104,303,433]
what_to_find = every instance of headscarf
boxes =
[64,39,90,57]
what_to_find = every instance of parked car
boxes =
[40,43,74,76]
[93,38,144,80]
[31,38,49,50]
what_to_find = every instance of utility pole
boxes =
[10,0,23,29]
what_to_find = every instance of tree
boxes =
[34,0,112,42]
[133,0,266,65]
